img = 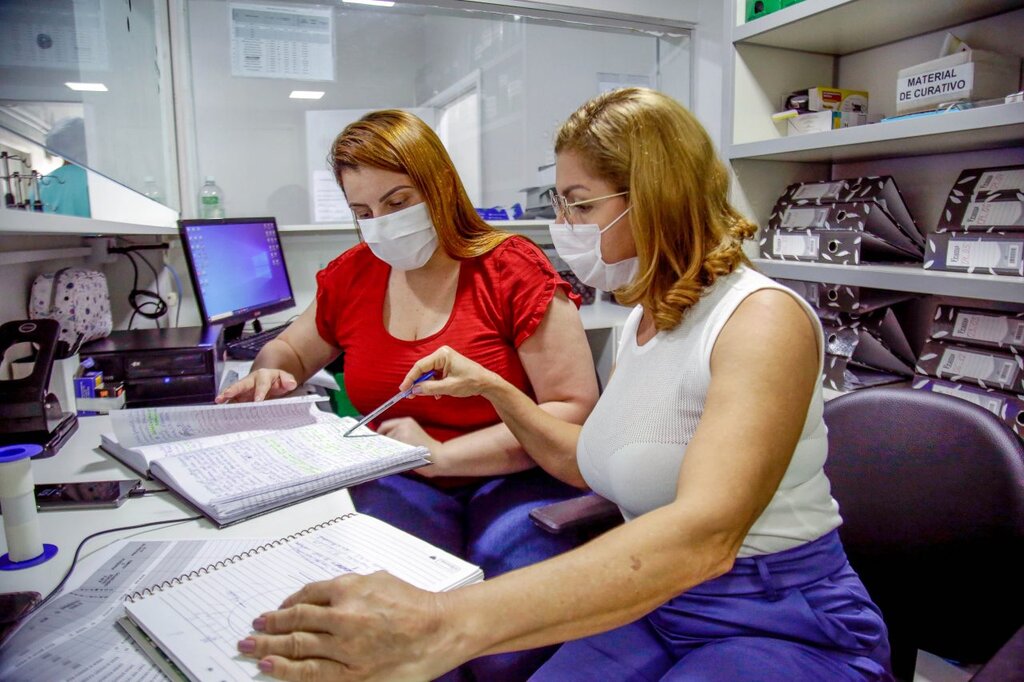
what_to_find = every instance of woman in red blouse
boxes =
[218,110,599,680]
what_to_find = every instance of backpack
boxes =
[29,267,112,346]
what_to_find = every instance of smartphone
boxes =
[0,591,41,645]
[34,480,143,510]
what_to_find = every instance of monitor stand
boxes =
[222,319,263,344]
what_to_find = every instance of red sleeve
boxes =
[494,237,581,348]
[314,244,368,348]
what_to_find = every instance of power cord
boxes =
[110,243,169,330]
[20,514,204,622]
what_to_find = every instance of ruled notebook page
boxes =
[123,514,482,681]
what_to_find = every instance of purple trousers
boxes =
[349,468,585,681]
[531,530,893,681]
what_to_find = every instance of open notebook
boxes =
[100,397,431,526]
[119,513,483,682]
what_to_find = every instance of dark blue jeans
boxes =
[349,468,585,681]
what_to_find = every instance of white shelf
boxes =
[752,258,1024,303]
[278,219,553,234]
[0,209,174,236]
[729,102,1024,163]
[579,298,634,331]
[733,0,1021,55]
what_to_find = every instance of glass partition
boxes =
[0,0,179,216]
[186,0,691,224]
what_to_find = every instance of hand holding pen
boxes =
[343,370,436,437]
[397,346,501,400]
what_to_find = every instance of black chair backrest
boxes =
[823,387,1024,681]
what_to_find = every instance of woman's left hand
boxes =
[238,571,462,682]
[378,416,440,452]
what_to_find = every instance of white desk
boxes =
[0,414,355,597]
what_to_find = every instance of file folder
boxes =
[771,176,924,249]
[760,228,919,264]
[770,200,923,255]
[820,308,915,391]
[776,278,916,315]
[911,375,1023,440]
[915,340,1024,393]
[937,165,1024,233]
[923,232,1024,276]
[928,305,1024,352]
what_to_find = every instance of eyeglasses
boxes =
[550,190,628,226]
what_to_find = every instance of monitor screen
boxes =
[178,217,295,334]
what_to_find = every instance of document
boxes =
[121,513,484,682]
[0,537,261,681]
[101,397,431,526]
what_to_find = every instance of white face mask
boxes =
[357,202,439,271]
[549,207,637,292]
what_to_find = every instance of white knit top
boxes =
[577,266,842,557]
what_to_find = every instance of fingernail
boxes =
[252,616,267,631]
[238,638,256,653]
[411,386,423,395]
[258,659,274,673]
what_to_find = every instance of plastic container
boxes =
[199,176,224,219]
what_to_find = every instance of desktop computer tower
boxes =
[80,326,224,407]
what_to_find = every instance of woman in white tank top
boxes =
[239,89,893,682]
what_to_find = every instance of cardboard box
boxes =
[760,229,919,264]
[808,87,869,114]
[896,48,1022,115]
[770,200,922,255]
[775,278,916,314]
[911,375,1023,440]
[772,176,923,249]
[786,110,866,135]
[937,165,1024,233]
[928,305,1024,352]
[923,232,1024,276]
[916,340,1024,393]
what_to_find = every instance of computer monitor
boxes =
[177,217,296,342]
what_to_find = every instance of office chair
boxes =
[822,386,1024,681]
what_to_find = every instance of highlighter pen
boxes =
[342,370,436,437]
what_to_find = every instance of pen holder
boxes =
[0,444,58,570]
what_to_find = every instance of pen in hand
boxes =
[343,370,436,437]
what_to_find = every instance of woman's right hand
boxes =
[399,346,500,399]
[216,368,298,403]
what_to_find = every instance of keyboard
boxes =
[225,323,290,360]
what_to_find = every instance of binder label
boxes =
[792,182,843,201]
[938,347,1018,386]
[773,233,819,258]
[977,169,1024,193]
[929,383,1006,416]
[952,312,1023,346]
[963,201,1024,227]
[780,207,830,228]
[945,240,1022,269]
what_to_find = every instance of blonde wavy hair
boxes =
[555,88,756,331]
[330,110,511,259]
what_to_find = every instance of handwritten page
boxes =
[110,396,327,447]
[149,419,429,522]
[124,515,482,682]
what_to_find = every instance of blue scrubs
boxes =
[531,530,892,681]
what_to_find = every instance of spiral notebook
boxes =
[118,513,483,682]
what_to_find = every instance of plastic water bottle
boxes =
[142,176,163,204]
[199,176,224,218]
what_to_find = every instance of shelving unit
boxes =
[0,209,174,237]
[727,0,1024,306]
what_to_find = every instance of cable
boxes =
[115,248,168,329]
[20,514,204,621]
[164,261,185,327]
